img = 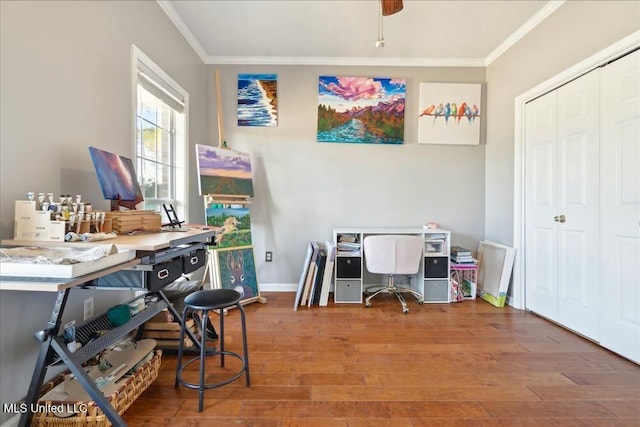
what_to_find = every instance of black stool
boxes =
[174,289,250,411]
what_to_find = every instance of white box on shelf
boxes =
[14,200,35,240]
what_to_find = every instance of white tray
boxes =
[0,245,136,278]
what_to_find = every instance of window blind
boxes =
[137,63,185,113]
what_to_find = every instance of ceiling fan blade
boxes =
[381,0,403,16]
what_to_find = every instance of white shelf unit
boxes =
[333,230,363,303]
[332,228,451,304]
[422,229,451,303]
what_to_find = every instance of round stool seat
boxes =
[175,287,250,412]
[184,289,242,311]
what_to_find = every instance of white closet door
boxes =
[525,91,558,321]
[525,69,600,340]
[599,49,640,363]
[555,69,601,339]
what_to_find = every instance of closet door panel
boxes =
[525,91,558,320]
[600,49,640,363]
[555,69,600,339]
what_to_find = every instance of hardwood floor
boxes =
[124,292,640,426]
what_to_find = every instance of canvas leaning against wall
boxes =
[418,82,481,145]
[196,144,254,197]
[237,73,277,127]
[317,76,406,144]
[214,246,260,302]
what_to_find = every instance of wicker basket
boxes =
[32,349,162,427]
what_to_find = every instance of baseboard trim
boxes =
[260,283,297,292]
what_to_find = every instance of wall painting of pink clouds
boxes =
[196,144,254,197]
[418,82,481,145]
[317,76,406,144]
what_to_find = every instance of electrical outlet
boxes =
[83,297,94,320]
[265,251,273,262]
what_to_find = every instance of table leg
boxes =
[18,289,70,427]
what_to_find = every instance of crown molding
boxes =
[484,0,566,66]
[156,0,209,63]
[204,56,486,67]
[158,0,564,68]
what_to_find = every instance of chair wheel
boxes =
[365,302,372,308]
[418,300,424,305]
[403,308,409,314]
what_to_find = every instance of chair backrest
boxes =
[363,235,424,275]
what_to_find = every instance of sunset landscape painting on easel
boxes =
[196,144,254,197]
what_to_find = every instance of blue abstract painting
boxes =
[237,73,277,127]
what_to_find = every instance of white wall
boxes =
[205,65,487,286]
[0,1,209,420]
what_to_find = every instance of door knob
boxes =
[553,215,566,223]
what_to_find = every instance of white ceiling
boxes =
[158,0,564,67]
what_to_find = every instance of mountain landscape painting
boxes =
[196,144,254,197]
[317,76,406,144]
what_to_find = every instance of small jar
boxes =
[128,301,139,316]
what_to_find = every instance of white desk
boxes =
[333,227,451,304]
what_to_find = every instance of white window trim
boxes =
[130,45,189,222]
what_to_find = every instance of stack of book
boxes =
[450,246,474,264]
[336,234,360,255]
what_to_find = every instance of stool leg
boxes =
[219,308,225,367]
[238,303,250,386]
[198,309,207,412]
[175,306,189,389]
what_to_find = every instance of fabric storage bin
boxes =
[336,257,361,279]
[96,257,183,291]
[334,280,362,303]
[424,256,448,278]
[182,248,206,274]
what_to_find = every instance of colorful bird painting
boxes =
[457,102,467,123]
[418,100,480,125]
[464,104,473,122]
[443,103,451,123]
[419,104,435,117]
[433,103,443,124]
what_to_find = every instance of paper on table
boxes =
[0,244,118,265]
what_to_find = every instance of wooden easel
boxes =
[202,70,267,308]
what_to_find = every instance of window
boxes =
[132,46,188,222]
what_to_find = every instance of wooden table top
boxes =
[2,226,216,252]
[0,226,215,291]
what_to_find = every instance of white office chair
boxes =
[363,235,425,313]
